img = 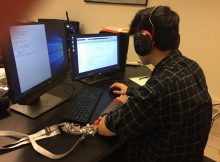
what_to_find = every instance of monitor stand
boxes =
[10,93,67,118]
[80,74,110,85]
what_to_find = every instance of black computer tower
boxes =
[38,19,80,50]
[38,19,80,69]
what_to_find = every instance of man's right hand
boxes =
[109,82,128,95]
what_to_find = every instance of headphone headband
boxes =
[148,6,161,36]
[134,6,161,56]
[136,6,161,34]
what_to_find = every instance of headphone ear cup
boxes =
[134,30,153,56]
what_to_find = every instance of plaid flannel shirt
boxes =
[105,50,212,162]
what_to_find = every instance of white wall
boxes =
[24,0,220,101]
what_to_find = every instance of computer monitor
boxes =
[3,22,69,118]
[70,33,120,84]
[99,31,129,72]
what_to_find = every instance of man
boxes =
[97,6,212,162]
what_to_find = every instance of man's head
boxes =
[129,6,180,56]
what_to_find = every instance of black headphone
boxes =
[134,6,161,56]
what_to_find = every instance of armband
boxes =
[93,117,102,127]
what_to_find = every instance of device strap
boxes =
[0,122,97,159]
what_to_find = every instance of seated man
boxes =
[97,6,212,162]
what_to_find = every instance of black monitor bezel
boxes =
[3,22,69,104]
[71,33,121,81]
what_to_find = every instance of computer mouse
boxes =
[109,87,121,94]
[109,88,121,98]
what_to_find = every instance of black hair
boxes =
[129,6,180,51]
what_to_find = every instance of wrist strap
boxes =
[0,122,96,159]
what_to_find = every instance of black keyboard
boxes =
[63,86,104,124]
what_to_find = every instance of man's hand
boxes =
[109,82,128,95]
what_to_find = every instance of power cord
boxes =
[211,103,220,127]
[80,24,84,34]
[213,103,220,106]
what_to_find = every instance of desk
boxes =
[0,65,151,162]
